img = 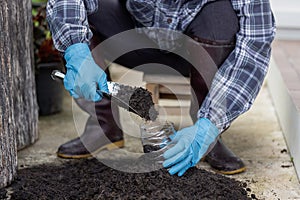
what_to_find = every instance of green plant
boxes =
[32,2,61,65]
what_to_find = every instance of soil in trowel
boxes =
[116,85,158,120]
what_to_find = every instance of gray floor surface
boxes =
[18,65,300,199]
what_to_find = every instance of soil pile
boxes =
[0,158,253,200]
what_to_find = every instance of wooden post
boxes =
[0,0,38,188]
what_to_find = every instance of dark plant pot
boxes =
[35,62,64,116]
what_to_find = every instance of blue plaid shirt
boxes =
[47,0,276,132]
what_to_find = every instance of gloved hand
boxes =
[163,118,219,176]
[64,43,109,101]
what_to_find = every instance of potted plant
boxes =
[32,1,64,115]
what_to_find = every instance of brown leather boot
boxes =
[57,96,124,159]
[187,37,245,175]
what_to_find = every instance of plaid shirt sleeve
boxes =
[46,0,98,52]
[198,0,276,132]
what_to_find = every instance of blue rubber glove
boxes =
[64,43,109,101]
[163,118,219,176]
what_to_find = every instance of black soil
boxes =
[143,144,162,153]
[0,158,253,200]
[115,85,158,120]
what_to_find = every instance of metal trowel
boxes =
[51,70,142,116]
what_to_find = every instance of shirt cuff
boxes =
[197,107,231,133]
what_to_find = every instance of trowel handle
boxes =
[51,70,65,81]
[51,70,111,97]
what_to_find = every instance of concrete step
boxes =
[267,40,300,180]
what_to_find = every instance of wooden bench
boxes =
[143,74,191,116]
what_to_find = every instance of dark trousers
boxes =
[88,0,239,122]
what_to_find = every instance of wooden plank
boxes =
[159,99,191,107]
[143,74,190,85]
[158,99,190,115]
[158,106,190,116]
[146,83,159,104]
[159,85,191,96]
[159,93,191,100]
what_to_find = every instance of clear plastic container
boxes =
[140,120,175,153]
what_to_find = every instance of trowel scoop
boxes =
[51,70,158,120]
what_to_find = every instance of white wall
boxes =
[270,0,300,28]
[270,0,300,39]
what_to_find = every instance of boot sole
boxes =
[202,156,246,175]
[214,166,246,175]
[57,140,125,159]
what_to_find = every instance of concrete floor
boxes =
[17,64,300,199]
